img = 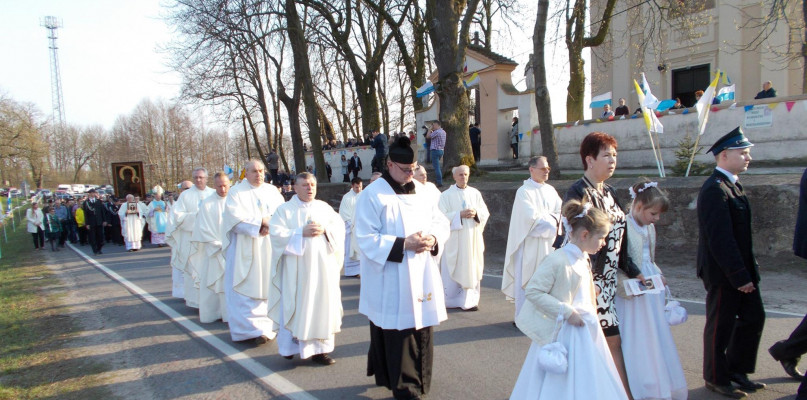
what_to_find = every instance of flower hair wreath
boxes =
[628,181,659,199]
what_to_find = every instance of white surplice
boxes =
[118,202,145,250]
[190,193,228,323]
[268,196,345,358]
[355,178,450,330]
[502,179,562,318]
[165,185,216,308]
[221,180,285,341]
[166,205,184,298]
[339,189,361,276]
[438,184,490,309]
[415,180,442,204]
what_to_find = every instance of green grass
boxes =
[0,216,115,399]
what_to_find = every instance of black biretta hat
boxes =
[706,126,754,155]
[388,136,415,164]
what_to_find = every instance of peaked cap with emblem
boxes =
[706,126,754,155]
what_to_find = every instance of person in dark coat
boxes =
[468,122,481,162]
[754,81,777,99]
[348,152,363,179]
[82,189,111,255]
[697,127,766,398]
[768,167,807,399]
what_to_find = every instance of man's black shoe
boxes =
[463,306,479,312]
[311,354,335,365]
[705,381,747,399]
[781,358,804,380]
[729,373,766,391]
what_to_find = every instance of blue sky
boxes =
[0,0,182,128]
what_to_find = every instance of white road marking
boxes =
[68,243,317,400]
[483,273,805,317]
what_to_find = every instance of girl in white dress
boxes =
[511,197,629,400]
[616,181,687,400]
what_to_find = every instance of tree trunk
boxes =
[565,0,618,121]
[426,0,480,175]
[534,0,561,179]
[803,0,807,93]
[566,42,586,122]
[285,0,326,182]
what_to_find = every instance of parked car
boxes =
[55,192,74,201]
[0,188,9,197]
[57,184,73,194]
[71,184,86,194]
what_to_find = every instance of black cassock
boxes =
[697,169,765,386]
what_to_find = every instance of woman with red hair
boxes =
[561,132,644,399]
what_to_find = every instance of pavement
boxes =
[43,241,806,399]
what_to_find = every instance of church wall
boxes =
[315,173,801,261]
[591,0,803,122]
[550,95,807,170]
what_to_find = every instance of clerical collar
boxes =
[715,166,739,184]
[524,178,545,188]
[382,171,416,194]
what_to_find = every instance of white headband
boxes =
[629,181,659,199]
[561,216,573,234]
[574,203,592,220]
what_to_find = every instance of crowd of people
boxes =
[24,124,807,400]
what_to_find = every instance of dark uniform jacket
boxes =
[82,199,110,227]
[794,168,807,260]
[697,169,759,288]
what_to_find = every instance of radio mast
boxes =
[41,16,66,128]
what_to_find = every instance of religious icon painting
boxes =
[111,161,147,199]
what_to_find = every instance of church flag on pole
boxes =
[715,84,735,103]
[589,92,612,108]
[695,72,720,135]
[416,81,434,98]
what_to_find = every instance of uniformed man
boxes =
[697,127,766,399]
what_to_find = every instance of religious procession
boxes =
[4,0,807,398]
[55,126,797,400]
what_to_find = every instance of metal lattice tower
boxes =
[41,16,66,128]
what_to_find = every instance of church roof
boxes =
[467,45,518,66]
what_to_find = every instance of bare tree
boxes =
[564,0,617,121]
[533,0,560,179]
[425,0,481,173]
[733,0,806,90]
[285,0,327,181]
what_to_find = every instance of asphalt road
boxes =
[50,241,805,400]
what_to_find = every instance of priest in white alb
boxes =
[338,176,363,277]
[118,194,146,252]
[166,169,215,308]
[501,156,562,319]
[355,136,450,400]
[222,160,285,345]
[268,173,345,365]
[189,172,231,323]
[438,165,490,311]
[414,165,442,203]
[167,180,193,298]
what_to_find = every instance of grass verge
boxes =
[0,219,115,399]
